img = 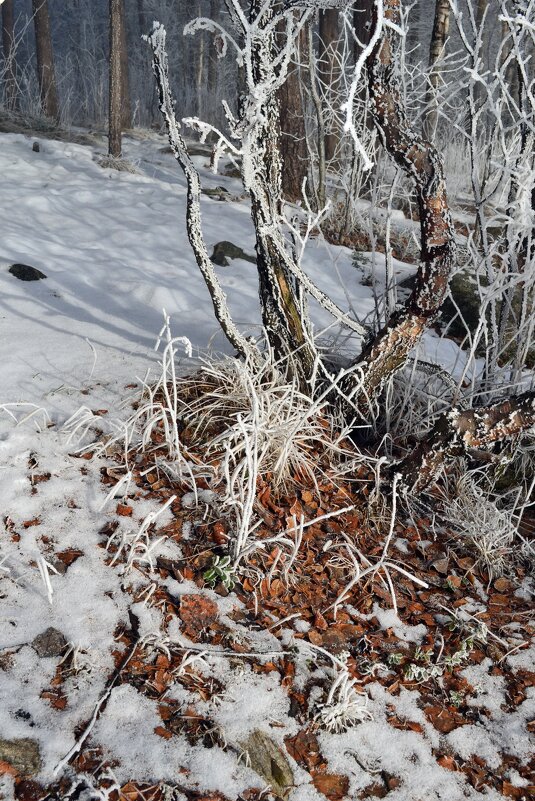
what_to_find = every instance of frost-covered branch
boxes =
[145,22,258,364]
[398,390,535,491]
[342,0,456,417]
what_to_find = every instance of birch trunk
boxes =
[423,0,451,141]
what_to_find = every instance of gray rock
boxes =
[31,627,67,658]
[32,142,40,153]
[0,738,41,776]
[239,730,294,799]
[211,240,256,267]
[8,264,47,282]
[202,185,231,201]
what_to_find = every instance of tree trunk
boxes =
[119,0,131,129]
[278,18,308,202]
[136,0,145,36]
[318,8,340,163]
[109,0,123,157]
[32,0,59,121]
[343,0,455,420]
[423,0,450,141]
[239,1,316,385]
[353,0,373,56]
[195,1,205,119]
[207,0,218,100]
[2,0,18,111]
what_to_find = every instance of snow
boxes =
[0,130,532,799]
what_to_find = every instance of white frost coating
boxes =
[371,603,427,643]
[146,23,259,364]
[341,0,385,172]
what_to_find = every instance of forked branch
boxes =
[344,0,456,418]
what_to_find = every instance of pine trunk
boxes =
[278,18,308,202]
[353,0,373,56]
[32,0,59,121]
[109,0,122,157]
[318,9,340,163]
[119,0,131,129]
[397,391,535,491]
[2,0,18,111]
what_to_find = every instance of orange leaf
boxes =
[154,726,173,740]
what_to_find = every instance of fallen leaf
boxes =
[424,705,464,734]
[154,726,172,740]
[285,728,322,771]
[437,755,457,771]
[116,503,133,516]
[312,773,350,801]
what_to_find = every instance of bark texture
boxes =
[109,0,123,157]
[2,0,17,111]
[32,0,59,121]
[278,19,308,201]
[318,8,340,162]
[398,391,535,491]
[345,0,455,419]
[119,0,131,129]
[245,0,316,385]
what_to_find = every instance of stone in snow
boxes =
[31,627,67,658]
[8,264,47,282]
[0,738,41,776]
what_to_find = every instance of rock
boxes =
[31,627,67,658]
[210,241,256,267]
[8,264,47,282]
[0,738,41,776]
[32,142,40,153]
[202,186,231,201]
[240,730,294,799]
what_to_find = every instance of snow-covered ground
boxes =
[1,131,532,801]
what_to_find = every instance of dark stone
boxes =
[32,142,40,153]
[211,241,256,267]
[0,738,41,776]
[31,627,67,658]
[202,185,230,201]
[8,264,47,282]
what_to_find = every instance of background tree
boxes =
[278,15,308,201]
[1,0,17,111]
[118,0,131,129]
[423,0,451,140]
[108,0,123,156]
[318,7,340,163]
[32,0,59,121]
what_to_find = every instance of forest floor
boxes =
[0,130,533,801]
